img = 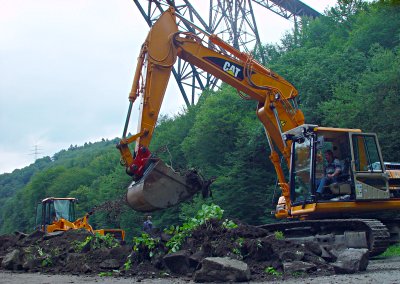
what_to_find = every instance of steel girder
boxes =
[132,0,320,106]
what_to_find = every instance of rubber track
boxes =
[259,219,390,256]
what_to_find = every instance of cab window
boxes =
[352,135,383,172]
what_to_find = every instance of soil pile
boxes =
[0,220,369,282]
[0,229,130,274]
[126,219,337,281]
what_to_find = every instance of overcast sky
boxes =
[0,0,334,174]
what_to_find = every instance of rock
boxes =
[303,252,326,265]
[1,249,22,270]
[22,258,41,271]
[81,263,92,273]
[163,250,191,275]
[108,245,132,259]
[43,231,65,240]
[331,248,369,274]
[320,246,337,262]
[325,245,347,259]
[14,231,28,240]
[194,257,251,282]
[189,250,205,269]
[243,238,274,261]
[152,253,165,270]
[279,250,304,261]
[283,261,317,274]
[304,241,323,256]
[99,259,120,270]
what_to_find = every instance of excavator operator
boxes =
[316,150,342,198]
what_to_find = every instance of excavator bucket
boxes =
[126,160,204,212]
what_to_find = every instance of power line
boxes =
[29,144,44,161]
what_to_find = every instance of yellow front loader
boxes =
[35,197,125,241]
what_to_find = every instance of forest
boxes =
[0,0,399,240]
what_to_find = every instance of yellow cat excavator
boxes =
[117,7,400,255]
[35,197,125,241]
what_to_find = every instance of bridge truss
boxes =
[133,0,320,106]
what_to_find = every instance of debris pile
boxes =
[126,218,370,281]
[0,218,370,282]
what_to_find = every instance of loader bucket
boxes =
[126,160,203,212]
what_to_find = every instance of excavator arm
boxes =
[117,7,305,213]
[117,9,178,179]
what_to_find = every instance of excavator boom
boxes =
[118,7,304,212]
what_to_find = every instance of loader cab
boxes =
[286,124,389,207]
[35,197,77,229]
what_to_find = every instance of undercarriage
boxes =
[259,219,392,256]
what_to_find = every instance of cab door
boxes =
[35,202,43,230]
[349,133,389,200]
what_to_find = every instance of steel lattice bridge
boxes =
[133,0,321,106]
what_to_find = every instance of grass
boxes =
[381,244,400,257]
[98,271,113,277]
[264,266,282,276]
[274,231,284,240]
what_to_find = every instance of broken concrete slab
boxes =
[163,250,191,275]
[331,248,369,274]
[279,249,305,261]
[283,261,317,274]
[1,249,22,270]
[194,257,251,282]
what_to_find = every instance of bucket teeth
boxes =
[126,161,204,212]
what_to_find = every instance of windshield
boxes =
[291,137,312,203]
[53,200,75,221]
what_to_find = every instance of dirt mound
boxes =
[0,234,17,253]
[125,219,339,281]
[0,219,369,281]
[0,229,131,274]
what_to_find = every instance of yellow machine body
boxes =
[36,197,125,241]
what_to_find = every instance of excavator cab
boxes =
[35,197,77,231]
[286,124,390,212]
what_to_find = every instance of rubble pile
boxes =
[0,220,370,282]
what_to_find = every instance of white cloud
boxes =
[0,148,35,174]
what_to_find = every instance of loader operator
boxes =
[316,150,342,198]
